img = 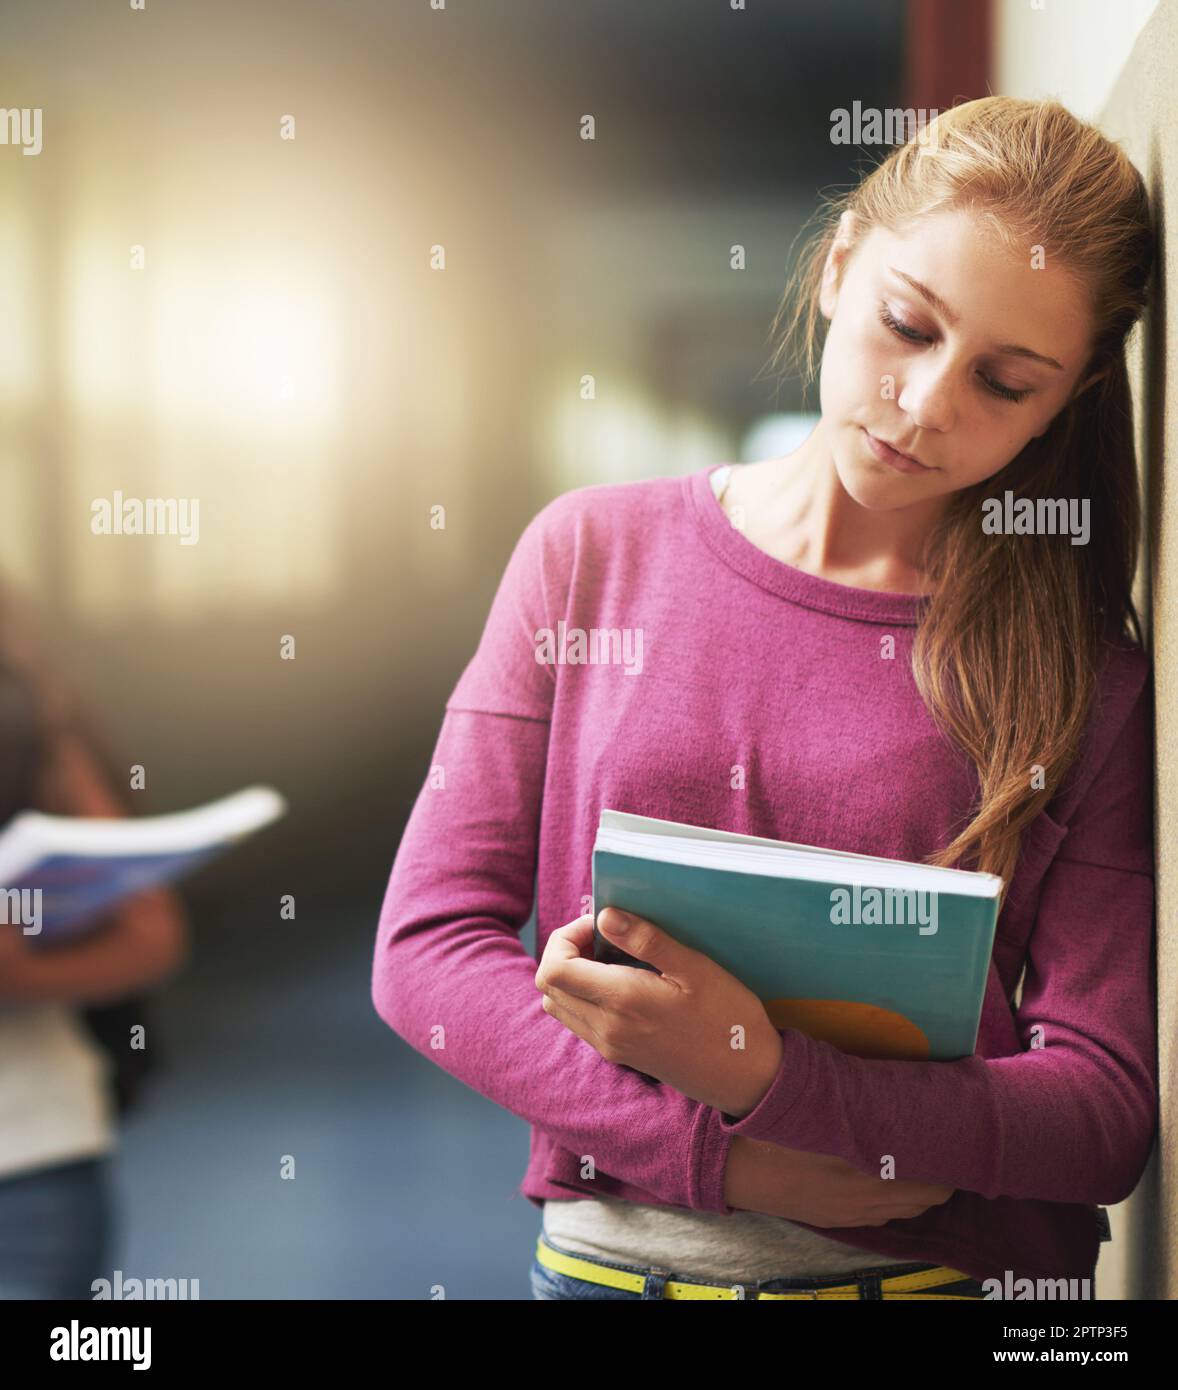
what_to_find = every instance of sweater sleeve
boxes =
[700,670,1158,1209]
[370,503,722,1211]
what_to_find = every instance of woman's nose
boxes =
[896,363,957,434]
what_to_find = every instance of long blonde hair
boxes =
[767,96,1153,888]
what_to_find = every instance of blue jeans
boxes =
[530,1238,991,1300]
[0,1156,113,1300]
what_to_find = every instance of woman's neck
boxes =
[727,422,945,595]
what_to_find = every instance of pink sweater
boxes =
[371,463,1157,1283]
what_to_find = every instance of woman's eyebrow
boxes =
[887,267,1065,369]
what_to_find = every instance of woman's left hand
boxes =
[535,908,784,1119]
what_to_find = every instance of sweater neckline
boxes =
[687,464,928,626]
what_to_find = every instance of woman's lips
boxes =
[862,428,932,474]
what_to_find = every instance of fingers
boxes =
[539,983,594,1034]
[534,915,617,1005]
[595,906,698,979]
[544,915,596,961]
[539,971,613,1058]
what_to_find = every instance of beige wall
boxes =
[995,0,1159,122]
[995,0,1174,1300]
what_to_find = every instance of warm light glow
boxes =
[0,213,37,402]
[60,218,346,620]
[65,231,141,414]
[152,260,340,431]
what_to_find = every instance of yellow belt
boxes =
[536,1234,984,1300]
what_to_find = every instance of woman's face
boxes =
[817,207,1097,509]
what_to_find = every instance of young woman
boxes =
[372,96,1157,1300]
[0,587,188,1299]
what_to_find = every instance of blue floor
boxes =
[110,904,543,1299]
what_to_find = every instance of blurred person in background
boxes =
[0,586,188,1300]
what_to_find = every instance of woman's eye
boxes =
[980,375,1032,404]
[877,303,1033,404]
[878,303,928,343]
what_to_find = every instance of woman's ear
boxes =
[1070,354,1110,401]
[819,210,860,321]
[1074,367,1108,396]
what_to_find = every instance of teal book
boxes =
[591,809,1004,1061]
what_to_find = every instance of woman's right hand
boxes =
[724,1134,954,1228]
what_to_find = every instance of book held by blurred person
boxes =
[0,786,286,940]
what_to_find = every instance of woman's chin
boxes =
[835,459,923,510]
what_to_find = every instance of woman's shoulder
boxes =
[527,468,695,540]
[507,469,700,599]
